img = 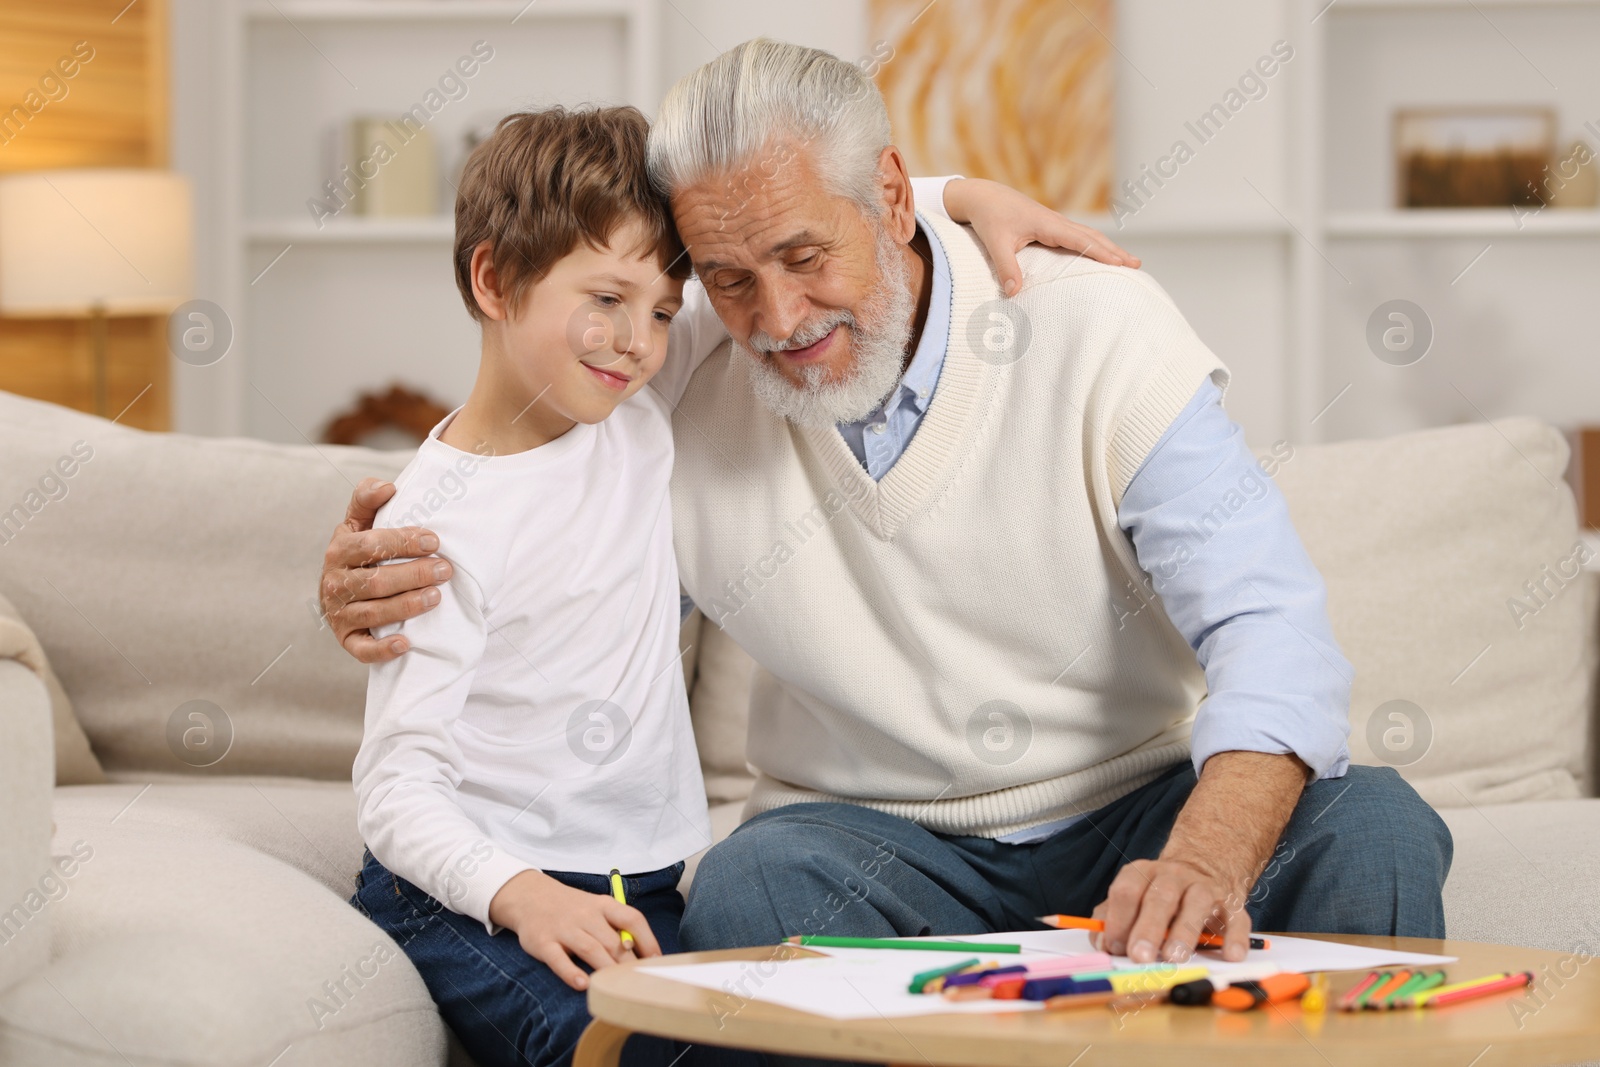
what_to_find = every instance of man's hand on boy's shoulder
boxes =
[322,477,451,663]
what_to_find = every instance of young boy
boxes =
[350,107,707,1067]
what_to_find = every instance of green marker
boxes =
[1394,970,1447,1008]
[1379,971,1430,1009]
[788,935,1022,953]
[908,957,980,993]
[1350,971,1388,1010]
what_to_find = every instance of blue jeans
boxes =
[352,851,687,1067]
[681,763,1453,951]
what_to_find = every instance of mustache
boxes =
[746,310,854,354]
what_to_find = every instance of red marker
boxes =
[1338,970,1384,1011]
[1425,971,1533,1008]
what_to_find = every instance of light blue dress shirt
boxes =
[837,224,952,477]
[834,220,1353,845]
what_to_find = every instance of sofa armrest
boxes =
[0,658,54,993]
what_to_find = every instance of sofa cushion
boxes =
[682,799,748,894]
[0,591,104,786]
[55,777,365,898]
[1266,417,1598,806]
[1440,799,1600,953]
[0,390,407,781]
[0,819,444,1066]
[0,659,53,999]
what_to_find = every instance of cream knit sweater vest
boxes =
[670,212,1231,837]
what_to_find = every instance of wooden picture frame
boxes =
[1393,105,1556,209]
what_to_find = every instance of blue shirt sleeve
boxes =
[1117,378,1353,780]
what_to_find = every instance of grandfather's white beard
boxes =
[735,224,915,429]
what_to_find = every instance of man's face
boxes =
[671,145,910,405]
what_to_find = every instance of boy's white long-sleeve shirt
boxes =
[355,311,722,935]
[354,178,958,934]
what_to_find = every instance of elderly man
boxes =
[322,39,1451,966]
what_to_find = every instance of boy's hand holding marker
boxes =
[488,870,658,991]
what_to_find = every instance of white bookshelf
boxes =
[1081,214,1294,237]
[1098,0,1600,445]
[1329,0,1599,8]
[187,0,660,442]
[1326,211,1600,237]
[243,217,459,243]
[173,0,1600,449]
[241,1,646,20]
[1311,0,1600,445]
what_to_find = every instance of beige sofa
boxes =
[0,387,1595,1065]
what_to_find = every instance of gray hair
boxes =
[646,38,893,212]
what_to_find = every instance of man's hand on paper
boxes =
[1090,750,1310,964]
[488,869,660,991]
[1090,853,1256,965]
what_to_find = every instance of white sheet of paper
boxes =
[647,930,1458,1021]
[809,928,1458,982]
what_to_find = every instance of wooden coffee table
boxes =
[576,935,1599,1066]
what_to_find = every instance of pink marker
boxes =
[979,952,1113,986]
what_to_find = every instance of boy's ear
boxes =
[469,240,510,321]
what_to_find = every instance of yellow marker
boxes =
[1301,972,1329,1014]
[608,868,635,950]
[1108,966,1209,995]
[1410,971,1515,1007]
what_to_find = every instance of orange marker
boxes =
[1361,969,1413,1011]
[1212,973,1311,1011]
[1039,916,1269,951]
[990,977,1028,1000]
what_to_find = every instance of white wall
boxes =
[660,0,867,86]
[169,0,236,438]
[1099,0,1298,447]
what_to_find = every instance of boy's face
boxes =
[498,220,685,426]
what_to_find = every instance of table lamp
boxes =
[0,169,193,416]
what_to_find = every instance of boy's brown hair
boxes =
[453,105,691,322]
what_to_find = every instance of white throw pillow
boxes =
[1264,416,1596,806]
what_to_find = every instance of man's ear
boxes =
[469,240,510,321]
[874,145,917,244]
